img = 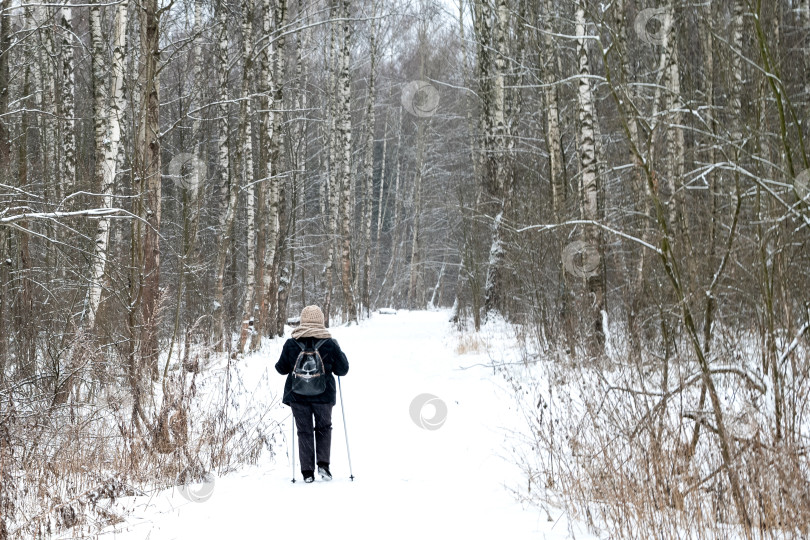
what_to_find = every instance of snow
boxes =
[93,310,596,540]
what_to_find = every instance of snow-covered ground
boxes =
[94,310,597,539]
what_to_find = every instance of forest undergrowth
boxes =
[479,315,810,540]
[0,337,282,539]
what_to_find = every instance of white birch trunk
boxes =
[59,6,76,194]
[323,2,340,324]
[191,0,204,151]
[339,0,356,323]
[86,1,129,330]
[238,0,257,353]
[544,0,565,219]
[213,6,235,351]
[482,0,510,317]
[270,0,289,337]
[253,0,279,345]
[361,1,377,316]
[575,0,605,349]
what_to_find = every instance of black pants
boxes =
[291,402,333,473]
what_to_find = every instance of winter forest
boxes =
[1,0,809,537]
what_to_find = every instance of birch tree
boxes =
[213,3,235,351]
[270,0,289,337]
[86,1,130,331]
[361,0,378,317]
[322,0,340,325]
[338,0,357,323]
[59,6,76,195]
[238,0,257,353]
[253,0,281,344]
[542,0,566,220]
[478,0,512,318]
[253,0,273,345]
[574,0,605,350]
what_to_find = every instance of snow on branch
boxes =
[0,207,132,224]
[779,318,810,365]
[515,219,663,255]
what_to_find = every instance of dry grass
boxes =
[0,338,282,539]
[498,325,810,539]
[455,333,487,355]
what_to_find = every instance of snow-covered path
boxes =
[99,311,584,539]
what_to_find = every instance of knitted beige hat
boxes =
[300,305,325,326]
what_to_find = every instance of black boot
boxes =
[317,462,332,481]
[302,470,315,483]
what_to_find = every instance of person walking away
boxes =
[276,305,349,483]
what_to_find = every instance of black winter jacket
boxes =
[275,337,349,406]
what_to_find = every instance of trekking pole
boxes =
[291,416,296,483]
[337,376,354,481]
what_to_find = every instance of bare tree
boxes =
[59,6,76,195]
[338,0,357,323]
[213,2,236,352]
[574,0,604,351]
[238,0,257,353]
[361,0,378,317]
[87,1,130,331]
[134,0,164,380]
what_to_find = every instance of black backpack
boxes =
[291,339,328,396]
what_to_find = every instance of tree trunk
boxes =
[323,1,340,325]
[137,0,163,380]
[17,7,36,373]
[213,4,234,352]
[253,0,279,347]
[663,1,684,236]
[451,0,482,327]
[238,0,257,353]
[614,0,649,361]
[574,0,605,352]
[338,0,357,324]
[408,127,424,309]
[543,0,566,220]
[376,107,403,309]
[478,0,511,319]
[373,102,389,306]
[87,1,129,331]
[361,0,377,318]
[59,6,76,195]
[804,0,810,111]
[0,0,11,367]
[271,0,290,338]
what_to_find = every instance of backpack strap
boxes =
[294,339,327,352]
